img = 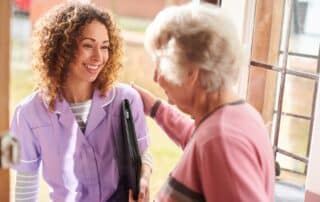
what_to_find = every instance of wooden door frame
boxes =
[247,0,284,119]
[0,0,11,201]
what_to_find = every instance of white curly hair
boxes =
[144,2,243,92]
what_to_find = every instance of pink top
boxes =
[154,101,275,202]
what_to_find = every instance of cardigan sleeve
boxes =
[154,102,195,149]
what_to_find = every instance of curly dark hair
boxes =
[32,2,123,111]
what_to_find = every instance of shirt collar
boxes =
[42,86,116,114]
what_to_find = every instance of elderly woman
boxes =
[133,2,274,202]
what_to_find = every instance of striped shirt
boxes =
[15,171,39,202]
[68,100,153,166]
[69,99,92,132]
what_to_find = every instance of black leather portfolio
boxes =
[120,99,142,200]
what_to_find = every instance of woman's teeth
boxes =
[86,65,99,70]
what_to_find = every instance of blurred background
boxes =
[5,0,320,201]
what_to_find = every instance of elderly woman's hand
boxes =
[132,84,159,117]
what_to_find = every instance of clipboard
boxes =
[120,99,142,200]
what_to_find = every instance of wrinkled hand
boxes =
[128,176,150,202]
[131,83,158,116]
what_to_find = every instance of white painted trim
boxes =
[221,0,256,98]
[306,73,320,196]
[238,0,256,98]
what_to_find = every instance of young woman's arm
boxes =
[15,171,39,202]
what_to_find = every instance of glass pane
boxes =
[282,75,315,117]
[10,2,33,115]
[277,115,310,172]
[276,153,306,174]
[286,54,318,73]
[288,0,320,56]
[11,13,31,70]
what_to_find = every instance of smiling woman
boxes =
[31,2,122,110]
[10,2,152,202]
[64,20,111,98]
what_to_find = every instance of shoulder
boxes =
[192,105,252,149]
[95,83,140,107]
[12,90,51,127]
[193,104,270,157]
[14,90,46,115]
[99,83,143,111]
[112,83,142,104]
[114,83,140,98]
[196,102,266,138]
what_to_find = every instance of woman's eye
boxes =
[83,44,93,48]
[101,45,110,50]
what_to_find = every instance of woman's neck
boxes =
[62,81,94,103]
[192,87,241,126]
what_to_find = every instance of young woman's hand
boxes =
[128,162,151,202]
[128,176,150,202]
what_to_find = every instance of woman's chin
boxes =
[87,75,99,82]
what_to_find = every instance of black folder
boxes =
[120,99,142,200]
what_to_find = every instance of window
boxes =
[247,0,320,179]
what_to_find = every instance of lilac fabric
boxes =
[11,83,149,202]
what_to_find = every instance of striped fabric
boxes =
[141,150,153,168]
[69,99,92,133]
[15,171,39,202]
[156,175,205,202]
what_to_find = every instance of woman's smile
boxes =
[84,63,102,74]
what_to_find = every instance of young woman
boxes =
[11,2,151,202]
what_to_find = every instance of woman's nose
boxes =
[92,47,102,62]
